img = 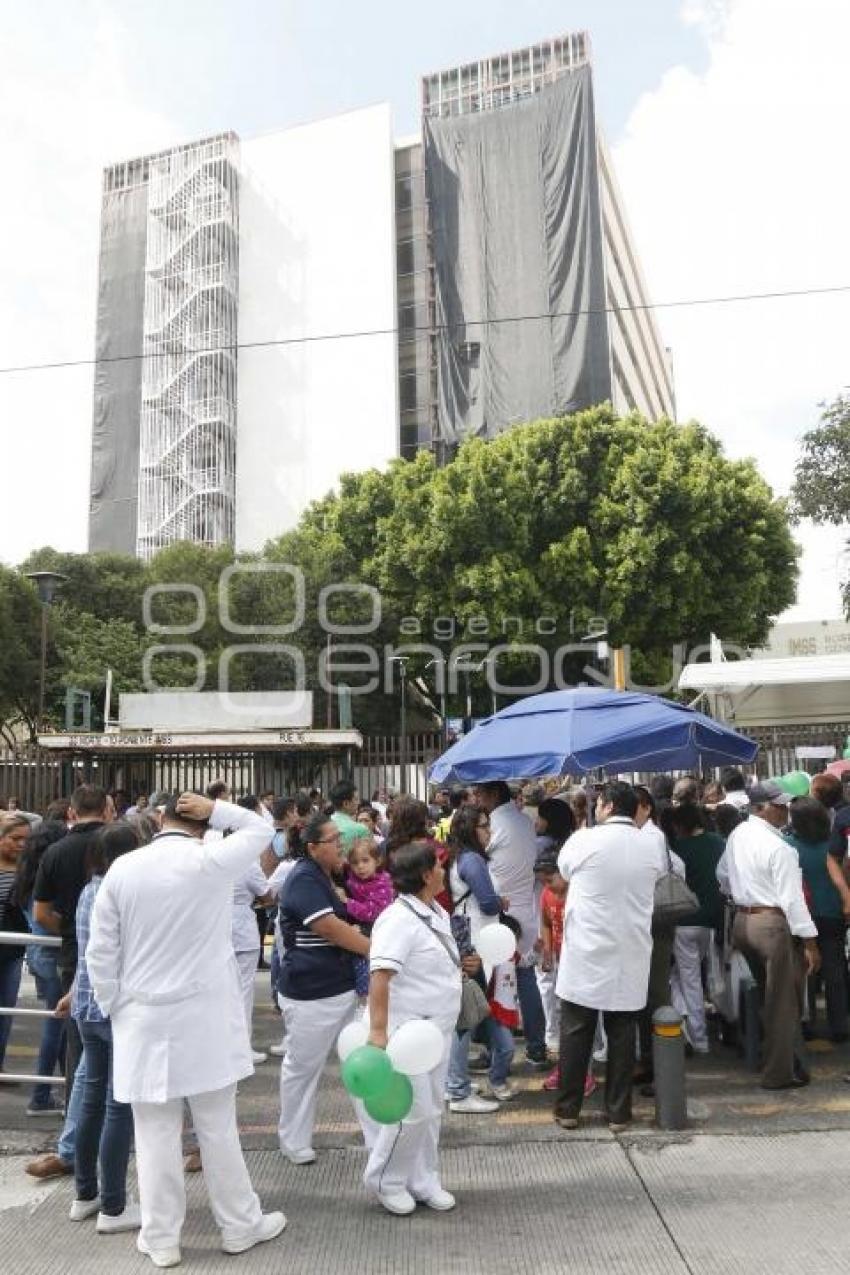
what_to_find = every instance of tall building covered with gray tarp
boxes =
[88,183,148,555]
[424,66,611,444]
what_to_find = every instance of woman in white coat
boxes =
[365,841,463,1216]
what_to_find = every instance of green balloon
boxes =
[364,1071,414,1124]
[341,1045,395,1100]
[776,770,810,797]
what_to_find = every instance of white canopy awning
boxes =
[679,652,850,692]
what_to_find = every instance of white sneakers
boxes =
[69,1196,101,1221]
[417,1189,456,1212]
[137,1236,182,1268]
[251,1050,268,1065]
[447,1094,499,1114]
[221,1211,287,1254]
[136,1213,286,1267]
[282,1146,317,1165]
[269,1042,286,1057]
[378,1188,457,1214]
[96,1203,142,1233]
[377,1189,416,1216]
[482,1082,518,1102]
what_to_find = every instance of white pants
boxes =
[133,1083,263,1252]
[670,925,712,1051]
[362,1029,451,1200]
[278,990,358,1155]
[536,963,561,1053]
[235,948,259,1044]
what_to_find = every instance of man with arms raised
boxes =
[86,793,284,1269]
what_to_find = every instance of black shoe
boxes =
[632,1069,653,1086]
[639,1083,656,1099]
[526,1051,550,1071]
[762,1075,809,1090]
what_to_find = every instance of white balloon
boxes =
[386,1019,444,1076]
[336,1018,369,1062]
[476,923,516,966]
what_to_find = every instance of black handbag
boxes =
[653,846,699,926]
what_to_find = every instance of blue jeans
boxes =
[0,957,23,1070]
[31,969,66,1108]
[58,1051,86,1165]
[74,1019,133,1214]
[446,1019,515,1097]
[516,963,547,1059]
[486,1019,515,1086]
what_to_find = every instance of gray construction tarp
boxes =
[424,66,611,444]
[88,185,148,555]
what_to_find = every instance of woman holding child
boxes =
[276,814,371,1165]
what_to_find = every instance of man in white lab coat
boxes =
[86,794,286,1269]
[554,781,664,1132]
[474,781,548,1066]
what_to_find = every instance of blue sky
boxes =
[107,0,708,146]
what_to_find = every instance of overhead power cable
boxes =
[0,282,848,378]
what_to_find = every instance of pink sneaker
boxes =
[542,1066,560,1092]
[583,1072,597,1099]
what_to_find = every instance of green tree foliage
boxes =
[791,393,850,525]
[369,406,796,651]
[1,408,798,735]
[0,567,43,741]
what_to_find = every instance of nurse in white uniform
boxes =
[86,794,285,1270]
[365,841,463,1216]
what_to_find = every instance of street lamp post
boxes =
[389,656,409,793]
[425,656,448,748]
[25,571,67,732]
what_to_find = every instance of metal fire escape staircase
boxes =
[136,136,240,558]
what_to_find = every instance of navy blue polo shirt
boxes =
[278,858,356,1000]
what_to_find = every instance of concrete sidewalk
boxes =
[4,967,850,1273]
[2,1130,850,1275]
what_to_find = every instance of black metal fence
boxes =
[2,723,848,813]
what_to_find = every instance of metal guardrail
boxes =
[0,931,66,1087]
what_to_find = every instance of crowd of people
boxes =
[0,763,847,1265]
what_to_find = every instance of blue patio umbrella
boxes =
[429,687,757,784]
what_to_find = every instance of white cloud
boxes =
[0,4,179,566]
[612,0,850,621]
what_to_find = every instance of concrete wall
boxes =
[235,106,399,551]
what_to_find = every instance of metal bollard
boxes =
[739,977,761,1071]
[651,1006,688,1130]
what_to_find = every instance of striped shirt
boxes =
[278,858,355,1001]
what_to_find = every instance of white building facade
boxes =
[88,31,671,558]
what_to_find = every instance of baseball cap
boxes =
[748,779,793,807]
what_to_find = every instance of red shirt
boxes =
[540,885,565,956]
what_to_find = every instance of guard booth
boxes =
[37,691,362,799]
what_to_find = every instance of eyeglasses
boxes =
[315,833,342,845]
